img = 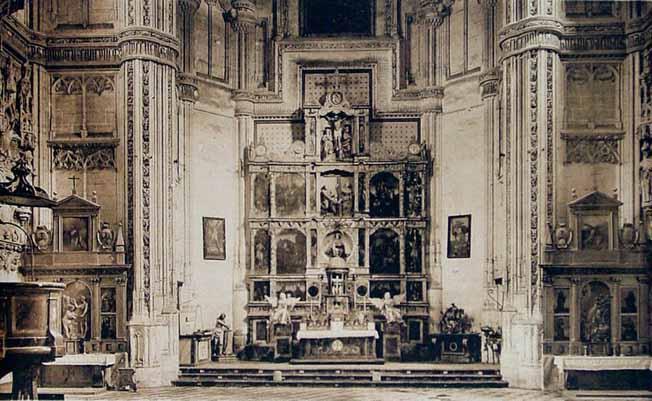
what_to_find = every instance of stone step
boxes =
[180,368,501,375]
[172,378,509,388]
[178,372,503,381]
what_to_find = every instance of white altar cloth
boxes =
[297,329,379,340]
[553,356,652,371]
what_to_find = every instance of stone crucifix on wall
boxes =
[319,91,355,162]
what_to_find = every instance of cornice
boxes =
[278,37,398,52]
[1,19,181,68]
[499,15,652,60]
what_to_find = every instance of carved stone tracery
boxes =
[51,143,117,170]
[563,134,622,165]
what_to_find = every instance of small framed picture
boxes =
[203,217,226,260]
[447,214,471,259]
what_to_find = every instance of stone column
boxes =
[232,96,254,352]
[120,0,181,387]
[497,0,561,389]
[176,0,200,338]
[228,0,257,92]
[479,0,501,327]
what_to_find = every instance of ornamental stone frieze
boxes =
[499,15,652,59]
[50,141,117,171]
[563,133,622,165]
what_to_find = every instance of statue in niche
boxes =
[370,173,399,217]
[265,292,300,326]
[405,229,422,273]
[641,161,652,205]
[622,290,637,314]
[554,317,569,341]
[321,127,335,161]
[585,295,611,342]
[369,292,405,324]
[580,282,611,343]
[253,174,270,215]
[97,222,115,251]
[404,171,423,217]
[554,289,569,314]
[254,230,270,273]
[62,293,89,339]
[339,122,353,158]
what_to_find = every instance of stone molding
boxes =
[177,73,200,103]
[479,67,501,99]
[499,14,652,59]
[0,19,181,69]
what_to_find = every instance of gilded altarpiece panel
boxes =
[245,69,430,359]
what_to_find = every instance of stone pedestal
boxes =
[383,323,402,362]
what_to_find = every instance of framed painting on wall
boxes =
[447,214,471,259]
[203,217,226,260]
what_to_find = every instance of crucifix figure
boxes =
[69,175,80,195]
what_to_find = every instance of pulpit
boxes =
[0,282,65,399]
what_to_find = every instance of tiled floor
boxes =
[67,387,570,401]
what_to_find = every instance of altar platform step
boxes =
[174,363,508,388]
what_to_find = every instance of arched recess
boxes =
[580,281,611,344]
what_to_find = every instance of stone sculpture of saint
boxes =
[265,292,300,326]
[641,157,652,204]
[321,129,334,161]
[62,294,89,339]
[370,292,405,324]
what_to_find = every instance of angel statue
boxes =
[265,292,300,326]
[370,292,405,324]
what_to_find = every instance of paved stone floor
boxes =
[65,387,652,401]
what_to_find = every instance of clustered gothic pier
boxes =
[0,0,651,396]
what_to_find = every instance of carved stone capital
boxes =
[118,29,180,69]
[417,0,455,28]
[479,67,501,99]
[227,0,257,32]
[177,73,200,103]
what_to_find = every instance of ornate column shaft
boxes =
[497,0,561,389]
[232,97,255,351]
[176,0,199,325]
[228,0,258,92]
[121,0,181,387]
